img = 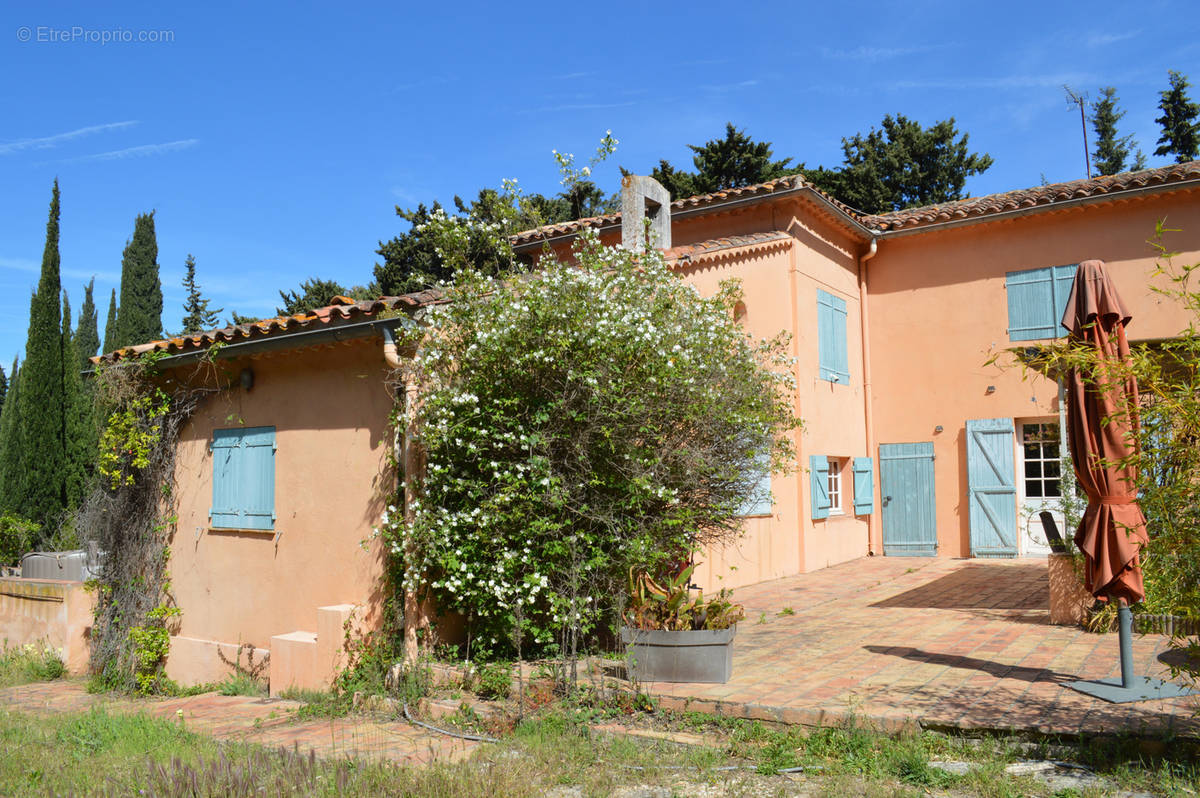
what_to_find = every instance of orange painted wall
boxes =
[675,201,873,591]
[166,340,393,681]
[867,190,1200,557]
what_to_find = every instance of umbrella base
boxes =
[1065,676,1196,704]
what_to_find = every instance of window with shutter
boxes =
[817,290,849,383]
[737,454,772,516]
[1005,264,1076,341]
[210,426,276,531]
[810,454,830,519]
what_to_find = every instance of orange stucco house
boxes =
[94,160,1200,689]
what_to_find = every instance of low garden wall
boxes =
[0,576,95,673]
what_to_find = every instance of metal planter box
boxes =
[620,625,736,684]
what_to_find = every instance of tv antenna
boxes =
[1064,86,1091,179]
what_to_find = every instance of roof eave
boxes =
[875,176,1200,239]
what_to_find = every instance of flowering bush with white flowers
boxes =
[381,226,797,661]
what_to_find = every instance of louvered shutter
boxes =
[852,457,874,515]
[817,290,849,383]
[1006,264,1077,341]
[810,455,830,519]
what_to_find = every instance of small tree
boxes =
[1154,71,1200,163]
[386,226,798,669]
[1091,87,1138,176]
[1024,224,1200,685]
[179,255,223,334]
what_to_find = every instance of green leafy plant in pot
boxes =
[621,563,744,683]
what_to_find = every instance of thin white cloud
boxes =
[0,255,117,285]
[1086,30,1139,48]
[0,120,139,155]
[701,79,759,92]
[49,139,199,164]
[889,73,1097,91]
[820,45,940,63]
[518,101,636,114]
[554,70,598,80]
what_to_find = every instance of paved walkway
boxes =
[648,557,1200,738]
[0,680,477,764]
[2,556,1196,763]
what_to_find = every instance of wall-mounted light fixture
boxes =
[985,385,996,394]
[934,425,944,433]
[240,367,255,391]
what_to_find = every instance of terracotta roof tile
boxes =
[511,175,862,246]
[512,161,1200,245]
[866,161,1200,232]
[94,289,443,365]
[665,231,793,262]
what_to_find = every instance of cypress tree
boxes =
[102,289,119,354]
[115,211,163,348]
[0,363,7,416]
[18,180,68,526]
[0,358,23,513]
[180,254,223,334]
[1155,70,1200,163]
[61,293,92,511]
[75,278,100,368]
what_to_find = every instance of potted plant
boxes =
[620,563,744,683]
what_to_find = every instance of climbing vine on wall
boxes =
[79,354,213,692]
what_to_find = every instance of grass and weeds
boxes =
[2,693,1200,796]
[0,642,65,688]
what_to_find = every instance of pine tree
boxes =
[74,278,100,368]
[18,181,67,526]
[645,124,796,198]
[115,211,163,348]
[102,289,119,354]
[1091,87,1137,176]
[0,358,22,513]
[1154,71,1200,163]
[180,254,223,334]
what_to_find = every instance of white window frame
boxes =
[826,457,843,515]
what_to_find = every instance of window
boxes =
[826,458,843,515]
[1021,422,1061,499]
[738,454,772,516]
[1005,264,1076,341]
[210,426,276,531]
[817,289,849,383]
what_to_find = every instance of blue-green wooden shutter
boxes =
[240,427,276,531]
[852,457,874,515]
[738,454,772,516]
[1006,264,1077,341]
[966,418,1017,557]
[810,455,830,519]
[817,290,849,383]
[210,429,241,528]
[210,426,276,531]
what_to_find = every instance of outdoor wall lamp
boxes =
[240,367,255,391]
[985,385,996,394]
[934,425,944,433]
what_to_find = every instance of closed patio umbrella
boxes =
[1061,259,1193,702]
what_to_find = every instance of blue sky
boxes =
[1,0,1197,367]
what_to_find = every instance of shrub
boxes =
[0,514,38,567]
[383,225,797,662]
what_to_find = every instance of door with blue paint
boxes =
[966,418,1018,558]
[879,442,937,556]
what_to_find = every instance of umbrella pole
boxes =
[1117,599,1134,690]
